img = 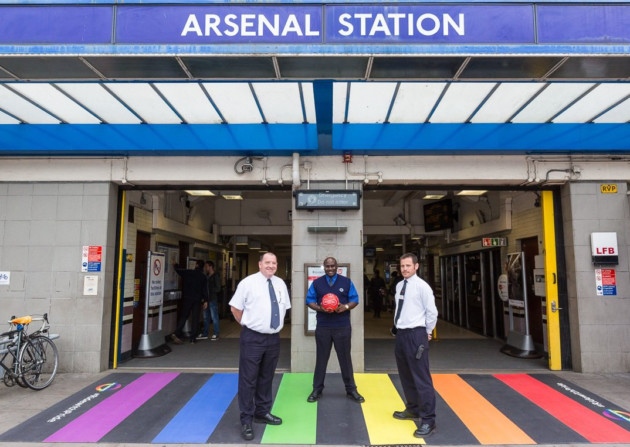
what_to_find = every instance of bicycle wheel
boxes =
[18,335,59,390]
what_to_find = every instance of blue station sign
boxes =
[0,3,628,46]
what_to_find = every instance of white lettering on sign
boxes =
[337,13,464,37]
[181,13,320,37]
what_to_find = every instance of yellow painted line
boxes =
[354,373,425,445]
[433,374,535,445]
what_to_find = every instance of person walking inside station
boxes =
[170,259,207,345]
[392,252,438,437]
[305,256,365,404]
[199,260,221,340]
[229,252,291,441]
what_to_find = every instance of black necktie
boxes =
[268,279,280,330]
[394,280,407,326]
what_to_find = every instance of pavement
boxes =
[1,369,629,447]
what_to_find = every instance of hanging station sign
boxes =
[0,4,628,46]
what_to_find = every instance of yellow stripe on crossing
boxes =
[433,374,535,445]
[354,373,425,445]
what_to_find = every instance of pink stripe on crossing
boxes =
[44,372,178,442]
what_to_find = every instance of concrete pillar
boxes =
[290,187,365,373]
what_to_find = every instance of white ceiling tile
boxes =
[430,83,497,123]
[332,82,349,123]
[154,83,222,124]
[471,83,546,123]
[301,82,317,124]
[593,97,630,123]
[0,84,59,124]
[388,83,447,124]
[0,110,20,124]
[253,83,304,124]
[104,83,181,124]
[347,82,398,123]
[553,83,630,123]
[511,83,595,123]
[55,83,141,124]
[202,83,261,124]
[7,83,101,124]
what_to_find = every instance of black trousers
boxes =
[313,325,357,393]
[174,298,201,341]
[238,326,280,424]
[394,327,436,426]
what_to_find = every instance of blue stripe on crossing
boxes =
[152,373,238,444]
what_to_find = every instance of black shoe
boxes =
[393,409,420,420]
[307,390,322,402]
[414,423,436,437]
[254,413,282,425]
[169,334,184,345]
[241,424,254,441]
[346,390,365,403]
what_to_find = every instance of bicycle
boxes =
[0,313,59,390]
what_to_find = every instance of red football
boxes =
[321,293,340,311]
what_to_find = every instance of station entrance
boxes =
[117,185,551,372]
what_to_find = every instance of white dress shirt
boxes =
[229,272,291,334]
[394,274,438,334]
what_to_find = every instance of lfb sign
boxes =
[591,232,619,265]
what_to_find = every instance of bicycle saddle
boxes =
[10,316,32,325]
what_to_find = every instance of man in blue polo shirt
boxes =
[305,257,364,404]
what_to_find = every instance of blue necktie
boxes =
[394,280,407,326]
[268,279,280,330]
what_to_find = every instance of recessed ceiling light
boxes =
[456,190,488,196]
[185,190,215,196]
[221,191,243,200]
[423,191,447,199]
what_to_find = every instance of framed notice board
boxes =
[304,263,349,335]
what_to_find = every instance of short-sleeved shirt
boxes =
[394,274,438,335]
[229,272,291,334]
[306,274,359,328]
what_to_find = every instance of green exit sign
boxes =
[482,237,507,247]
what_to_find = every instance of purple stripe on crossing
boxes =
[44,372,178,442]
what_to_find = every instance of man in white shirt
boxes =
[392,252,438,437]
[230,252,291,441]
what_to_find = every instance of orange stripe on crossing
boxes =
[433,374,535,445]
[496,374,630,443]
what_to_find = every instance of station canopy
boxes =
[0,2,628,155]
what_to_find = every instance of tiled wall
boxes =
[0,182,118,373]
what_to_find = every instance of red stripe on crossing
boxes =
[495,374,630,443]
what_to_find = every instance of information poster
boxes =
[305,263,349,335]
[506,252,525,308]
[595,268,617,296]
[83,275,98,295]
[148,252,165,306]
[81,245,102,272]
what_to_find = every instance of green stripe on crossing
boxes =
[262,373,317,444]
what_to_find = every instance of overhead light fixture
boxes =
[423,191,447,200]
[185,190,216,196]
[234,236,248,245]
[221,191,243,200]
[375,247,384,252]
[307,226,348,233]
[456,190,488,196]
